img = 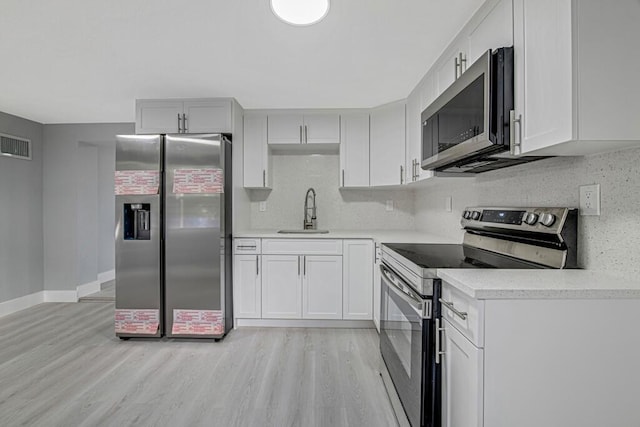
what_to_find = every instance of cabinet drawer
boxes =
[234,239,261,254]
[262,239,342,255]
[441,281,484,347]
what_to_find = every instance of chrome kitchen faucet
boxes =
[303,188,317,230]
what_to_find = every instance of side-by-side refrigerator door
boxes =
[164,134,228,338]
[115,135,163,338]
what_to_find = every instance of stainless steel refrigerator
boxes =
[115,134,232,339]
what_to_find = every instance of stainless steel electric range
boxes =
[379,207,578,427]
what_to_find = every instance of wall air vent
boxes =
[0,133,31,160]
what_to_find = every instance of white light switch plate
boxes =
[579,184,600,216]
[385,200,394,211]
[259,201,267,212]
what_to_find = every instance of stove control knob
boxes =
[462,210,470,219]
[539,213,556,227]
[471,211,481,220]
[524,212,539,225]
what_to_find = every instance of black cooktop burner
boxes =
[384,243,544,270]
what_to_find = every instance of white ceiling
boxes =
[0,0,483,124]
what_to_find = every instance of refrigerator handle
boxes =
[177,114,182,133]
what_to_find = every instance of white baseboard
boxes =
[98,269,115,284]
[77,280,101,298]
[235,318,375,329]
[0,291,45,318]
[43,290,78,303]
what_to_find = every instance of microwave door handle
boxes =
[380,265,425,318]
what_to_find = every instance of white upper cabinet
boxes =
[406,72,437,184]
[513,0,640,155]
[267,113,340,145]
[182,100,232,134]
[436,40,468,96]
[467,0,514,65]
[135,99,232,134]
[136,100,183,134]
[340,113,370,187]
[370,100,406,187]
[243,114,270,189]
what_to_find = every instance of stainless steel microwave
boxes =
[420,47,547,173]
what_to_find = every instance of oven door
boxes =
[380,263,433,427]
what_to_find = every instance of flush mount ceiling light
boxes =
[270,0,330,26]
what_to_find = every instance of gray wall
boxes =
[249,154,415,230]
[0,112,44,303]
[97,145,116,273]
[77,144,99,285]
[414,146,640,276]
[43,123,133,291]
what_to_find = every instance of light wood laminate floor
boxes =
[0,302,397,427]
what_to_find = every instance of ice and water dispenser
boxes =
[123,203,151,240]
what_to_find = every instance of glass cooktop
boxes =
[383,243,543,270]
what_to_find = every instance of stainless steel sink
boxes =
[277,229,330,234]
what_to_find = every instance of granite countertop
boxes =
[437,269,640,300]
[234,229,458,245]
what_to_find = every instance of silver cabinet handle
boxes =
[509,110,522,155]
[299,125,303,144]
[182,113,187,133]
[459,52,467,73]
[454,56,460,80]
[303,255,306,276]
[236,245,257,249]
[298,256,301,276]
[177,114,182,133]
[435,318,445,364]
[263,169,266,187]
[256,255,259,276]
[400,165,404,185]
[304,125,308,144]
[439,298,468,320]
[342,169,345,187]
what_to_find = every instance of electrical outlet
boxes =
[259,201,267,212]
[385,200,394,212]
[445,196,452,212]
[579,184,600,216]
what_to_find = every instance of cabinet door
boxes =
[405,86,422,184]
[370,101,406,187]
[262,255,302,318]
[136,100,183,134]
[302,255,342,319]
[468,0,514,65]
[342,240,373,320]
[243,114,269,188]
[513,0,573,154]
[183,100,232,133]
[340,113,370,187]
[442,319,484,427]
[233,255,261,318]
[304,114,340,144]
[436,41,468,96]
[267,114,304,145]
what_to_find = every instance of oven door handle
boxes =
[380,264,429,319]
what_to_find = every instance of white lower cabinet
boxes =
[233,254,262,319]
[302,255,343,319]
[261,255,302,319]
[343,240,374,320]
[441,318,484,427]
[235,238,374,323]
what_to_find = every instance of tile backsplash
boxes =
[248,154,415,230]
[414,145,640,276]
